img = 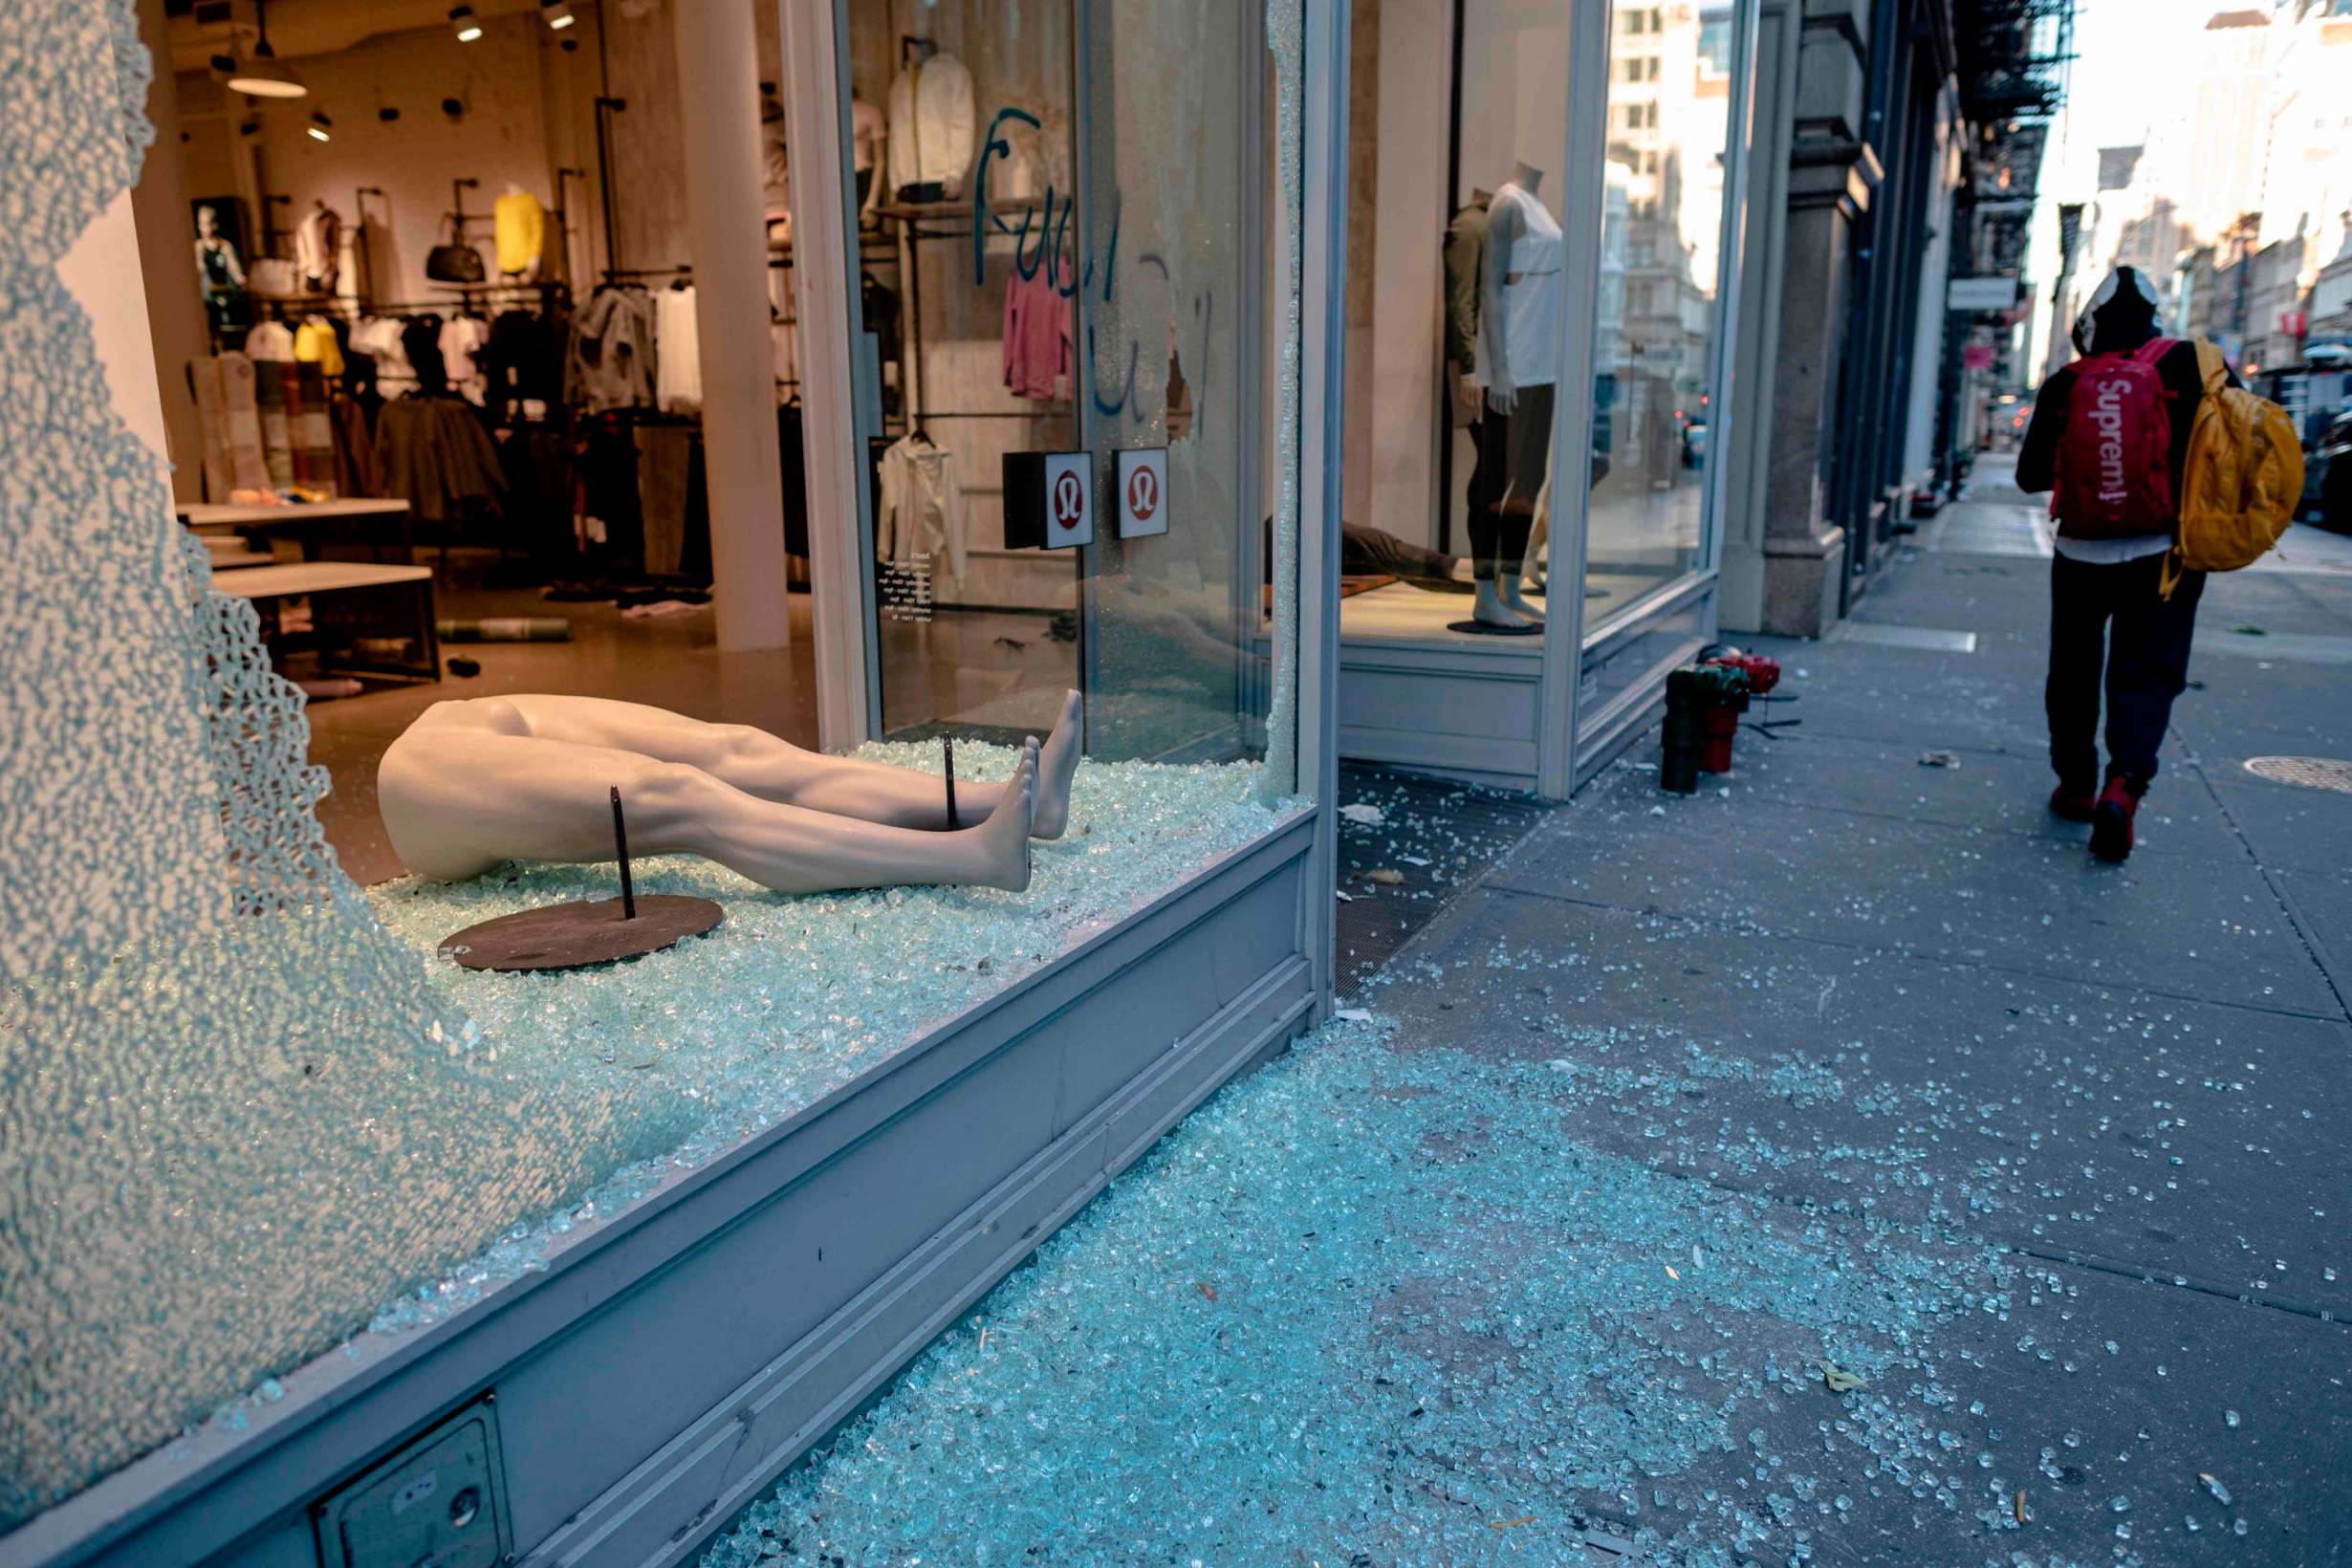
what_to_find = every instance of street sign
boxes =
[1114,447,1169,538]
[1948,276,2020,312]
[1002,451,1095,550]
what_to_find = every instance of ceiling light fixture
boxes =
[307,111,333,142]
[450,5,484,42]
[542,0,577,30]
[226,0,307,98]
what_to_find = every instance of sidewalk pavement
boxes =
[699,458,2350,1566]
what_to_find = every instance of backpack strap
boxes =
[2132,337,2176,366]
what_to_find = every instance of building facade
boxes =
[1718,0,2070,637]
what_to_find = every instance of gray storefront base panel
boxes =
[1338,640,1545,790]
[6,821,1316,1568]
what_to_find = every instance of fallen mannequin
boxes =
[379,689,1085,895]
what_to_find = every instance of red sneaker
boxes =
[2089,777,2138,862]
[2049,784,2098,822]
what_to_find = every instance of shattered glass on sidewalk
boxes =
[699,1017,2048,1567]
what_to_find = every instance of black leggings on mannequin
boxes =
[1467,381,1554,579]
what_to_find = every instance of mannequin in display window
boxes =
[193,204,247,329]
[1469,160,1562,631]
[379,690,1085,894]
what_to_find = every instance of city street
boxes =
[699,461,2352,1566]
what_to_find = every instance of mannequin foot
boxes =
[970,744,1036,891]
[1497,569,1545,622]
[1031,688,1084,839]
[1471,580,1535,630]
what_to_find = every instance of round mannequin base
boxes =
[1447,619,1541,637]
[440,895,725,971]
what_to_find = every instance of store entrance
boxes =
[150,0,815,883]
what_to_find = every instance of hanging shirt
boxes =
[570,287,657,411]
[350,316,414,397]
[294,207,341,293]
[1002,267,1072,401]
[293,316,344,378]
[244,319,295,362]
[440,315,492,405]
[886,53,975,198]
[403,314,449,395]
[876,432,968,580]
[1475,181,1562,389]
[655,286,704,413]
[493,190,546,275]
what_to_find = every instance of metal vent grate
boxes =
[2244,756,2352,794]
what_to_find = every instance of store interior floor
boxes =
[1334,565,1685,644]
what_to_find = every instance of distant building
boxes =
[2178,11,2271,244]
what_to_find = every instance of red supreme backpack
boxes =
[2054,338,2175,536]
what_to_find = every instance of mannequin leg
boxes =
[1492,383,1555,622]
[380,720,1035,894]
[1469,403,1536,629]
[499,689,1084,839]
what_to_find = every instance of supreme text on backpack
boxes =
[2161,339,2305,599]
[2053,337,2176,537]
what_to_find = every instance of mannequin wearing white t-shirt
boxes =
[1470,161,1561,630]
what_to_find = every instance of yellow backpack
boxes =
[2162,339,2304,599]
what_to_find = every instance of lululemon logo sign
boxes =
[1115,446,1170,539]
[1126,466,1160,522]
[1053,471,1085,527]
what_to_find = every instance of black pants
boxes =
[2045,550,2204,792]
[1467,381,1554,578]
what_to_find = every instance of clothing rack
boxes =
[259,192,293,260]
[877,198,1069,434]
[448,176,483,242]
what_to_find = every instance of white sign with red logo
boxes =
[1042,451,1093,550]
[1114,446,1169,538]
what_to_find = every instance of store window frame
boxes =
[1534,0,1760,797]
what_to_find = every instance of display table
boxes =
[180,499,415,564]
[213,561,441,682]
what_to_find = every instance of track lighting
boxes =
[307,111,333,142]
[542,0,577,30]
[450,5,484,43]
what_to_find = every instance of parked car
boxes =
[2305,410,2352,533]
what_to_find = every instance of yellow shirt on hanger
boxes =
[293,317,343,378]
[494,191,546,275]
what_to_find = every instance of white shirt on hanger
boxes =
[655,286,703,413]
[885,53,975,197]
[876,431,968,581]
[439,316,490,405]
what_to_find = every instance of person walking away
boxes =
[2017,266,2232,863]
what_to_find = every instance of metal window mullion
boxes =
[1697,0,1764,584]
[780,0,874,751]
[1534,0,1618,802]
[1297,0,1351,1015]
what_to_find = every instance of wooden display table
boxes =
[180,499,415,564]
[213,561,441,683]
